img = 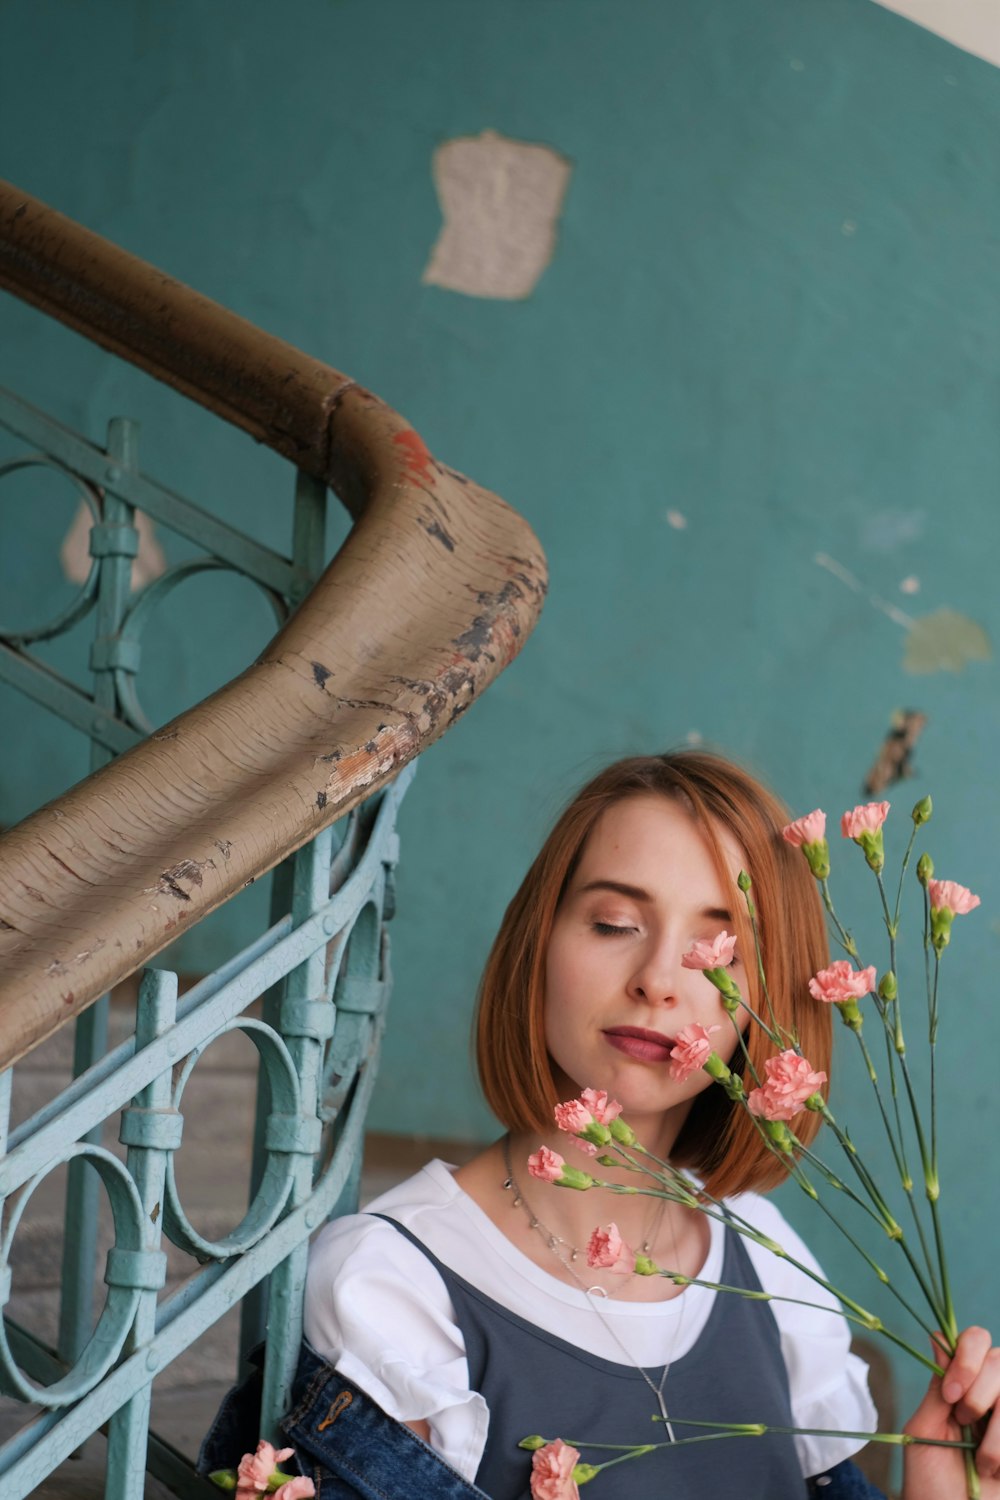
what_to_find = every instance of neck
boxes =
[507,1116,686,1258]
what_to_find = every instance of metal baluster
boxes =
[59,417,141,1370]
[258,824,334,1440]
[240,469,328,1377]
[105,970,176,1500]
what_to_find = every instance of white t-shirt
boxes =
[304,1159,877,1484]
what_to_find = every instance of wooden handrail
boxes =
[0,181,547,1063]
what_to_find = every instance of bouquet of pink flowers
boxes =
[523,796,987,1498]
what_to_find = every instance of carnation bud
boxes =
[608,1117,637,1147]
[930,908,954,954]
[761,1120,795,1153]
[578,1122,613,1147]
[802,839,831,881]
[835,997,863,1033]
[911,795,933,827]
[208,1475,237,1493]
[557,1166,596,1191]
[917,852,934,888]
[518,1435,547,1451]
[878,971,898,1002]
[634,1254,659,1276]
[737,870,752,893]
[703,1052,732,1083]
[572,1464,601,1484]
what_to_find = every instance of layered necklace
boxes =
[502,1135,683,1435]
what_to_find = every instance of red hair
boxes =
[474,751,831,1197]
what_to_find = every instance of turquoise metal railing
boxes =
[0,180,546,1496]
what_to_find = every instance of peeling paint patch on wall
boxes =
[61,501,166,592]
[902,608,992,673]
[872,1,1000,69]
[815,555,992,674]
[422,129,572,300]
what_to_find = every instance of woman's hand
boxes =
[901,1328,1000,1499]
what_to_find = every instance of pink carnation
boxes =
[531,1438,581,1500]
[274,1482,316,1500]
[841,801,890,839]
[553,1099,593,1134]
[782,809,826,846]
[808,960,877,1003]
[570,1136,598,1157]
[747,1050,827,1122]
[579,1088,622,1124]
[928,879,980,916]
[681,930,738,970]
[528,1145,565,1183]
[669,1022,722,1081]
[586,1222,635,1273]
[237,1441,295,1493]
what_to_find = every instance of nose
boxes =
[626,936,684,1008]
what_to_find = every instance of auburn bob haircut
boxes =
[474,751,831,1199]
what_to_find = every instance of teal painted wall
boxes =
[2,0,999,1420]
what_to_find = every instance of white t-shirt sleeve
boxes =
[727,1191,879,1477]
[303,1214,487,1482]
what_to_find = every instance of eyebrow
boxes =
[576,879,731,921]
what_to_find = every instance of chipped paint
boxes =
[899,576,920,594]
[60,500,166,590]
[311,662,332,689]
[816,554,992,674]
[418,515,456,552]
[864,710,927,794]
[872,1,1000,69]
[423,129,572,300]
[666,510,688,530]
[903,609,992,674]
[392,429,435,484]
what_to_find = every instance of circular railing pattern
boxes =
[112,559,288,734]
[0,456,102,642]
[0,1145,151,1406]
[161,1018,302,1262]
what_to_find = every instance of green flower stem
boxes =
[793,1139,907,1235]
[653,1269,933,1349]
[851,1021,932,1287]
[931,951,941,1172]
[728,1009,761,1088]
[819,878,858,959]
[869,989,912,1193]
[875,870,896,942]
[741,887,788,1046]
[892,822,920,933]
[616,1161,945,1378]
[809,1103,946,1331]
[658,1418,973,1450]
[736,999,785,1051]
[543,1425,972,1455]
[888,1033,958,1343]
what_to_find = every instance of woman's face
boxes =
[544,793,750,1134]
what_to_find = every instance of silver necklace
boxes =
[502,1136,682,1436]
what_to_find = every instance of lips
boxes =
[603,1026,676,1063]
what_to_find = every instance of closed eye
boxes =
[592,922,636,937]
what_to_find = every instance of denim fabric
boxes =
[808,1458,886,1499]
[199,1341,885,1499]
[199,1341,490,1499]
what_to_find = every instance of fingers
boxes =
[941,1326,992,1406]
[938,1328,1000,1481]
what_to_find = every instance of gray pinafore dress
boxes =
[377,1214,807,1499]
